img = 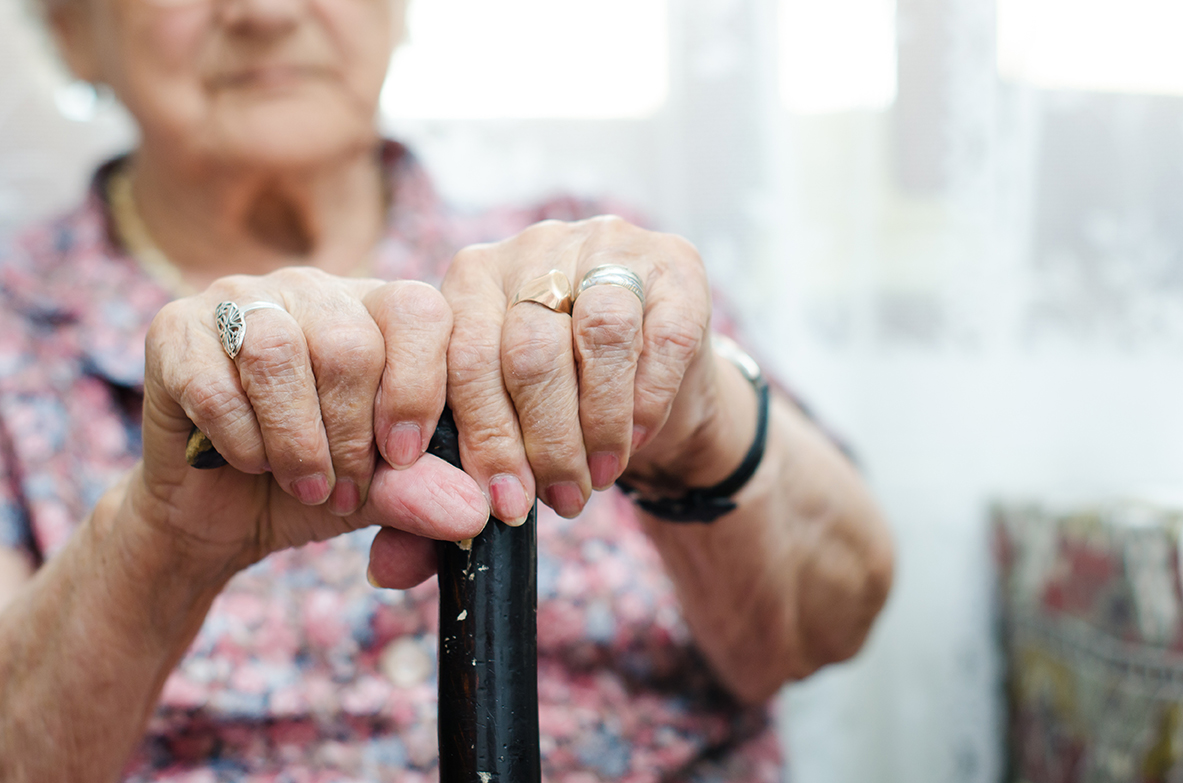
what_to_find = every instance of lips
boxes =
[212,63,332,89]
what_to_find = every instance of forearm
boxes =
[641,389,894,704]
[0,470,232,782]
[0,547,34,613]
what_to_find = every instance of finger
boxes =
[367,281,452,471]
[231,297,334,506]
[144,298,269,480]
[630,238,712,452]
[442,248,536,526]
[570,280,644,490]
[367,527,438,590]
[360,456,489,541]
[298,284,387,516]
[501,300,588,518]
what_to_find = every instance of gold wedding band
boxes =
[510,270,574,315]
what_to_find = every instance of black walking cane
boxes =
[427,408,540,783]
[187,409,541,782]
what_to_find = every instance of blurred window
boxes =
[998,0,1183,95]
[381,0,669,120]
[779,0,897,113]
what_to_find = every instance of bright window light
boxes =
[779,0,897,114]
[998,0,1183,95]
[381,0,669,120]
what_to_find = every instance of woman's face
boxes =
[54,0,405,170]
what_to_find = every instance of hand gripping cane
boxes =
[187,411,542,782]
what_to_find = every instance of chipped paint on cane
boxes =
[455,538,473,551]
[457,609,467,621]
[478,773,493,783]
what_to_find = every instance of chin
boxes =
[206,95,379,171]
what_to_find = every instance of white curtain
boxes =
[6,0,1183,781]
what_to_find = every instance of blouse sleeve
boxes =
[0,423,35,563]
[0,249,38,563]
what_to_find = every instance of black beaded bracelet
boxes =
[616,336,770,524]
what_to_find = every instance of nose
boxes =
[218,0,305,36]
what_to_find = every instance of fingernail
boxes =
[489,474,531,527]
[291,474,330,505]
[328,478,360,516]
[545,482,585,518]
[367,566,381,588]
[386,423,422,469]
[631,425,649,452]
[588,452,620,490]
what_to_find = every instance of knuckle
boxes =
[634,377,679,416]
[183,385,264,467]
[316,321,385,382]
[651,314,705,367]
[453,397,520,458]
[519,219,568,240]
[580,401,630,436]
[517,399,584,464]
[144,303,186,366]
[448,331,501,387]
[584,213,630,234]
[524,429,585,470]
[447,244,494,280]
[328,432,377,470]
[389,282,452,330]
[181,370,246,428]
[502,323,570,388]
[461,415,517,456]
[147,299,186,339]
[239,327,305,377]
[579,372,633,418]
[664,232,703,263]
[208,273,270,304]
[268,265,330,289]
[576,303,642,359]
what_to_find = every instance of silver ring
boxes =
[215,301,286,359]
[575,264,645,309]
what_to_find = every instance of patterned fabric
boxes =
[994,501,1183,783]
[0,142,783,782]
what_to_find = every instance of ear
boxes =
[48,2,103,84]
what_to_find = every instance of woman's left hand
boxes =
[441,216,736,523]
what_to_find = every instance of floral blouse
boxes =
[0,142,783,782]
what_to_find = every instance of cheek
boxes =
[107,10,209,122]
[319,2,397,106]
[147,9,209,62]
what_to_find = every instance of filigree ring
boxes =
[215,301,286,359]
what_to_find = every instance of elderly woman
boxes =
[0,0,892,779]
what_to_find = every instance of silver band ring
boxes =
[575,264,645,309]
[215,300,286,359]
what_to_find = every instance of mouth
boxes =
[212,64,332,90]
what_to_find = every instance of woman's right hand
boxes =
[135,268,490,587]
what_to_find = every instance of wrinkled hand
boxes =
[138,268,489,587]
[442,215,723,524]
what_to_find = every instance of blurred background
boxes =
[5,0,1183,780]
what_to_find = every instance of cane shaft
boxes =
[426,409,541,783]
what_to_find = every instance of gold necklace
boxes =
[107,165,197,297]
[107,162,384,294]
